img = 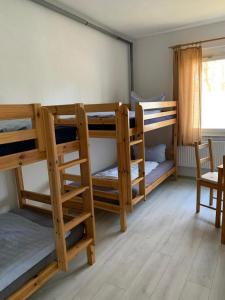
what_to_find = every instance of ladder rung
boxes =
[131,176,144,186]
[132,194,145,205]
[59,158,87,170]
[61,186,89,203]
[131,158,143,165]
[64,212,91,232]
[67,238,93,261]
[130,139,143,146]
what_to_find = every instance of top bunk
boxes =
[86,101,176,138]
[56,101,177,138]
[0,104,86,171]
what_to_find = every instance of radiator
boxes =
[177,142,225,168]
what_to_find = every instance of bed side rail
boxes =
[0,104,45,159]
[139,101,177,121]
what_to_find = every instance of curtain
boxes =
[173,46,202,145]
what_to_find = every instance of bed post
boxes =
[135,104,146,200]
[15,104,44,209]
[123,104,133,212]
[42,107,68,271]
[15,167,26,208]
[173,106,178,179]
[76,104,96,264]
[115,103,127,232]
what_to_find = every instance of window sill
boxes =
[202,129,225,137]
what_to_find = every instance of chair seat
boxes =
[201,171,218,183]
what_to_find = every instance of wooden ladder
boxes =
[124,104,146,211]
[42,104,95,271]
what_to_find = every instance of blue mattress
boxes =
[0,125,77,157]
[93,160,174,205]
[88,114,175,131]
[0,208,84,299]
[0,114,175,157]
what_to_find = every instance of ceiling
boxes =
[55,0,225,39]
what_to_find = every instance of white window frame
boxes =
[202,54,225,137]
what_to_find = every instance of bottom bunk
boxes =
[92,160,175,208]
[0,208,84,300]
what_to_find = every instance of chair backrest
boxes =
[194,139,214,178]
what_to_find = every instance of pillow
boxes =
[145,144,166,163]
[130,91,166,111]
[134,144,166,163]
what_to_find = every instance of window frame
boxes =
[202,55,225,137]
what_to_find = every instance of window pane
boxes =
[202,59,225,129]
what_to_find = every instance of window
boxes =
[202,58,225,135]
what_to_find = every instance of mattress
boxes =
[0,111,175,157]
[0,125,77,157]
[93,160,174,205]
[0,208,84,300]
[88,111,175,131]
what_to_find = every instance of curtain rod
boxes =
[169,36,225,49]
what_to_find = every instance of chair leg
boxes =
[209,188,213,206]
[196,183,201,213]
[216,188,222,228]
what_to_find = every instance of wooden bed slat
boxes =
[93,189,119,200]
[139,101,176,110]
[131,176,144,186]
[0,149,45,171]
[56,141,80,155]
[94,200,120,213]
[0,104,34,119]
[132,194,145,205]
[89,130,116,138]
[92,177,119,188]
[44,104,78,116]
[143,110,176,120]
[67,238,93,261]
[88,117,116,125]
[130,139,142,146]
[59,158,87,170]
[131,158,143,165]
[21,190,51,204]
[61,186,89,203]
[144,118,176,132]
[64,212,91,232]
[84,103,120,112]
[8,262,58,300]
[0,129,37,144]
[145,167,176,195]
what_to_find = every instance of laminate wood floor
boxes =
[31,177,225,300]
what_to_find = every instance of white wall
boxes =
[0,0,129,211]
[134,20,225,99]
[134,21,225,162]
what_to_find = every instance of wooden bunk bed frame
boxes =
[0,103,95,300]
[59,101,177,232]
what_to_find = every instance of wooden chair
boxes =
[194,139,222,227]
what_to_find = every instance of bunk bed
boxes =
[0,104,95,300]
[59,101,177,232]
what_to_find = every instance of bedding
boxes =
[0,111,175,157]
[0,119,32,132]
[93,161,159,180]
[134,144,166,163]
[0,212,55,291]
[87,110,175,131]
[0,125,77,157]
[130,91,166,111]
[0,209,84,299]
[93,160,174,205]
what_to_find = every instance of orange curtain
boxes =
[173,46,202,145]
